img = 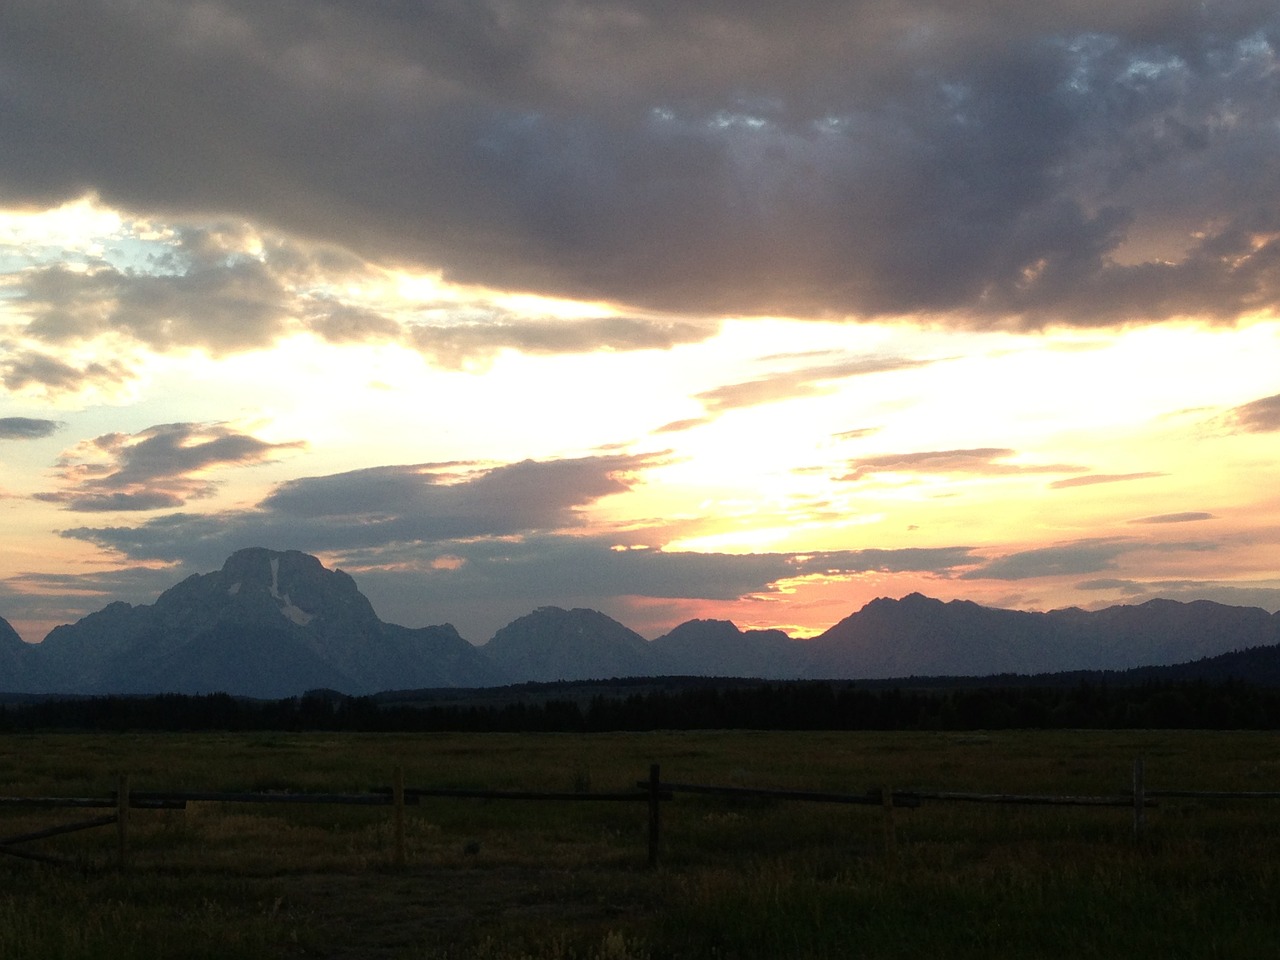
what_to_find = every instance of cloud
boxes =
[696,356,934,413]
[1224,393,1280,433]
[840,448,1083,481]
[323,537,983,638]
[36,422,305,512]
[654,417,712,435]
[965,535,1221,582]
[7,225,368,362]
[3,215,718,383]
[53,443,980,633]
[1050,471,1165,489]
[961,539,1133,580]
[1074,578,1280,613]
[18,260,292,355]
[0,562,189,639]
[367,539,980,602]
[1130,511,1216,524]
[4,2,1278,323]
[304,303,403,344]
[0,416,62,439]
[1075,578,1146,594]
[261,454,661,533]
[403,315,716,368]
[59,451,668,559]
[833,427,879,441]
[1,349,133,394]
[0,564,179,605]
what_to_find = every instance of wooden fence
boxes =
[6,759,1280,870]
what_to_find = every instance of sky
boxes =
[1,0,1278,647]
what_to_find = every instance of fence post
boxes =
[116,773,129,871]
[648,764,661,868]
[393,765,406,869]
[1133,756,1145,841]
[881,785,897,865]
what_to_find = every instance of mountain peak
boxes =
[20,548,499,696]
[221,546,324,577]
[483,606,650,682]
[143,547,376,636]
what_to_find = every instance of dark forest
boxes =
[5,676,1280,733]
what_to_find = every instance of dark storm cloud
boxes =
[36,422,305,512]
[3,1,1278,323]
[1224,392,1280,432]
[0,416,62,439]
[840,448,1083,481]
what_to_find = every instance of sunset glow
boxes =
[2,2,1278,649]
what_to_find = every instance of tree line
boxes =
[4,677,1280,732]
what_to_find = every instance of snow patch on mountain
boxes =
[268,557,313,626]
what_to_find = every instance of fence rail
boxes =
[906,790,1147,806]
[645,780,922,808]
[4,758,1279,870]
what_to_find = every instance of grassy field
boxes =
[2,729,1280,958]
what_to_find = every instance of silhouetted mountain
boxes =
[804,594,1045,677]
[0,615,30,688]
[804,593,1280,678]
[1054,598,1280,668]
[17,548,504,697]
[648,619,805,678]
[4,550,1280,697]
[480,607,651,682]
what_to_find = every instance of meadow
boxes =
[2,729,1279,958]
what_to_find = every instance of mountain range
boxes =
[2,547,1279,698]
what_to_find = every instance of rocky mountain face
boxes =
[9,548,504,698]
[2,551,1279,697]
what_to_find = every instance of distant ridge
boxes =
[647,619,802,679]
[480,606,651,682]
[2,549,1278,697]
[805,592,1280,678]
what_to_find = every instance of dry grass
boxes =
[4,729,1280,957]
